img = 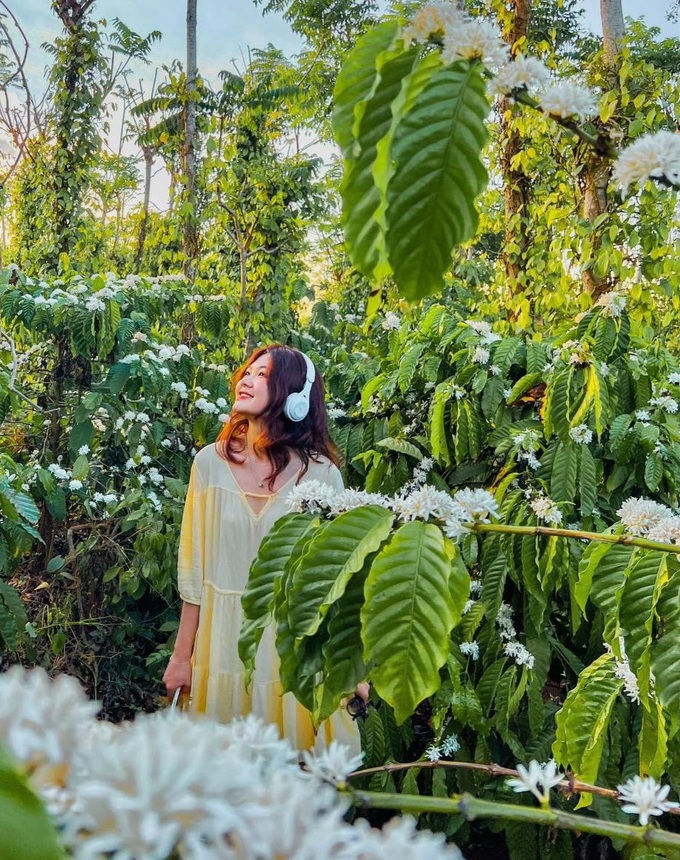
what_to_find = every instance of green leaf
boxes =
[0,744,65,860]
[481,536,506,622]
[385,61,489,299]
[639,697,668,779]
[107,362,131,394]
[239,513,318,688]
[398,342,427,393]
[376,437,423,460]
[288,506,394,638]
[579,445,597,516]
[72,455,89,480]
[644,453,663,491]
[341,47,420,282]
[362,521,459,723]
[332,20,400,156]
[550,441,577,503]
[619,551,668,673]
[553,653,623,808]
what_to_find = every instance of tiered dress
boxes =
[178,443,359,752]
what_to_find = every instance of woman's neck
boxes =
[245,419,267,458]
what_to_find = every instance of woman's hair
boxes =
[216,344,341,488]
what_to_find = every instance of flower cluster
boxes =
[496,603,535,670]
[490,55,550,97]
[0,669,465,860]
[616,497,675,538]
[613,129,680,194]
[538,82,598,120]
[604,638,640,704]
[595,291,626,318]
[529,493,563,525]
[569,424,593,445]
[617,775,679,826]
[286,481,498,540]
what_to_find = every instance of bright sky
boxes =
[10,0,678,210]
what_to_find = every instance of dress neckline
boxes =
[225,459,302,519]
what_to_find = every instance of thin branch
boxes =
[0,325,44,412]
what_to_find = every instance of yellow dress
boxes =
[177,443,360,752]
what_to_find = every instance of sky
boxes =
[10,0,678,209]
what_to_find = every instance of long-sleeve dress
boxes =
[177,443,359,752]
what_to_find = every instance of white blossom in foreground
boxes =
[393,485,460,522]
[617,497,672,535]
[507,760,563,804]
[286,479,337,514]
[330,488,390,516]
[402,2,463,42]
[381,311,401,331]
[649,394,679,414]
[441,734,461,756]
[491,55,550,97]
[595,291,626,318]
[0,667,99,790]
[301,741,364,788]
[647,515,680,546]
[569,424,593,445]
[472,346,490,365]
[453,488,499,522]
[538,82,598,120]
[613,129,680,194]
[617,775,679,826]
[352,815,465,860]
[442,16,509,69]
[425,743,442,763]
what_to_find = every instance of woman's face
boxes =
[234,353,272,417]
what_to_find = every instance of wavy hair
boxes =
[216,344,340,488]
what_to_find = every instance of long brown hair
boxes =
[216,344,340,488]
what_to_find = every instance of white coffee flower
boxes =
[507,760,562,804]
[170,381,188,398]
[569,424,592,444]
[650,394,679,414]
[595,291,626,318]
[613,129,680,194]
[504,640,536,669]
[497,602,517,640]
[442,16,509,69]
[617,775,679,826]
[286,479,337,514]
[77,445,90,456]
[539,82,598,120]
[329,488,390,516]
[382,311,401,331]
[453,487,499,522]
[604,638,640,703]
[302,741,364,788]
[530,495,562,525]
[472,346,490,365]
[68,479,83,491]
[0,668,99,789]
[136,412,151,424]
[403,2,463,42]
[647,515,680,546]
[617,497,672,535]
[194,397,218,414]
[491,54,550,97]
[668,372,680,385]
[441,734,461,756]
[459,641,479,660]
[425,743,442,763]
[392,485,459,522]
[47,463,71,481]
[635,409,651,422]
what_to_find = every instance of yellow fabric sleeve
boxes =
[177,460,207,605]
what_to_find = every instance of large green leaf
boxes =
[553,653,623,808]
[288,505,394,639]
[314,566,370,724]
[239,512,318,688]
[385,61,489,299]
[619,551,669,673]
[332,20,400,156]
[651,561,680,737]
[362,521,458,723]
[550,441,578,503]
[639,696,668,778]
[341,47,420,282]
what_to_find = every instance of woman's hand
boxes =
[163,657,192,701]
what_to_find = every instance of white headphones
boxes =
[283,351,316,422]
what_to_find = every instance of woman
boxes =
[163,344,360,751]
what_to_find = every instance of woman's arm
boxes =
[162,601,200,699]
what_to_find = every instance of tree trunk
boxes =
[182,0,199,284]
[134,147,154,272]
[581,0,623,299]
[499,0,532,295]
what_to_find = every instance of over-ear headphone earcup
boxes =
[284,392,309,422]
[283,351,316,422]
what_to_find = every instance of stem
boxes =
[349,759,680,819]
[471,522,680,555]
[351,791,680,848]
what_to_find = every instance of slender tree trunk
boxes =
[183,0,199,283]
[499,0,532,296]
[134,147,154,271]
[581,0,623,299]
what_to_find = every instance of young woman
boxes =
[162,344,359,751]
